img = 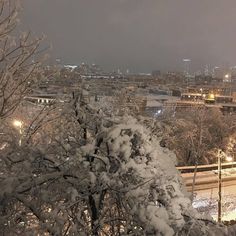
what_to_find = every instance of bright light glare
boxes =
[0,143,7,150]
[155,110,162,116]
[225,156,233,162]
[209,93,215,99]
[13,120,22,128]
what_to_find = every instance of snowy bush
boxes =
[1,105,232,235]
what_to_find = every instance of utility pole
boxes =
[218,149,222,223]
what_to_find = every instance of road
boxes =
[181,168,236,221]
[181,168,236,192]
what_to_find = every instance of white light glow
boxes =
[13,120,23,128]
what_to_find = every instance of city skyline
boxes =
[21,0,236,72]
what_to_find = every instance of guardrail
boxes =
[177,162,236,173]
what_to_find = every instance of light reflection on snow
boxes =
[192,195,236,221]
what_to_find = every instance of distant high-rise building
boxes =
[223,73,231,82]
[79,62,90,74]
[213,66,231,82]
[213,66,223,79]
[230,66,236,82]
[183,59,191,76]
[230,67,236,93]
[55,58,63,68]
[204,65,210,76]
[91,64,102,74]
[152,70,161,77]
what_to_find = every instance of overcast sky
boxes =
[21,0,236,73]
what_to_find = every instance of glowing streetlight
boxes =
[13,120,23,129]
[225,155,233,162]
[209,93,215,99]
[13,119,23,146]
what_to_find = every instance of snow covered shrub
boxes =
[79,117,196,235]
[1,113,232,235]
[0,90,231,235]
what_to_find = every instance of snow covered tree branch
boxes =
[0,0,45,119]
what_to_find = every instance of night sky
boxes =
[21,0,236,73]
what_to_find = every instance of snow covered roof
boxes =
[145,95,178,107]
[145,94,179,101]
[146,100,162,108]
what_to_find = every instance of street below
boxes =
[181,168,236,221]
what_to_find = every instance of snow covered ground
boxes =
[193,193,236,221]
